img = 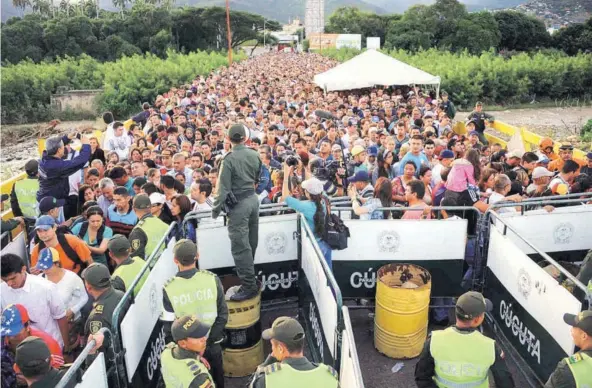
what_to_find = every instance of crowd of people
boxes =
[1,51,592,388]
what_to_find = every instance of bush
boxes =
[319,48,592,108]
[1,50,244,124]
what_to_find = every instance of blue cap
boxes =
[367,146,378,157]
[439,149,455,159]
[469,131,479,137]
[36,247,60,270]
[347,170,370,183]
[587,152,592,159]
[35,215,56,231]
[1,304,29,336]
[39,196,65,213]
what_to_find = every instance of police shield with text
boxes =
[161,239,228,388]
[546,310,592,387]
[211,124,262,302]
[250,317,339,388]
[160,315,216,388]
[415,291,515,388]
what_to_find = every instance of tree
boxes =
[11,0,31,14]
[325,6,398,47]
[385,5,437,50]
[440,11,501,54]
[494,11,551,51]
[553,18,592,55]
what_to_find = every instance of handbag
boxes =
[322,197,350,250]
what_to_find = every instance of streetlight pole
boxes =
[263,19,266,48]
[225,0,233,65]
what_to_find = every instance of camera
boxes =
[285,154,300,167]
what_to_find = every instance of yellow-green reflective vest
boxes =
[112,256,148,296]
[565,352,592,388]
[14,178,39,217]
[264,362,339,388]
[133,215,169,261]
[160,343,214,388]
[430,327,495,388]
[164,271,218,325]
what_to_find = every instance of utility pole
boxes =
[225,0,233,65]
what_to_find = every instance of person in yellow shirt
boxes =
[548,144,586,173]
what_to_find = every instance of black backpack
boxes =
[38,233,87,275]
[322,197,350,250]
[77,221,105,246]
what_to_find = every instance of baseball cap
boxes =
[468,131,479,137]
[35,215,56,231]
[82,263,111,288]
[559,144,574,151]
[507,150,524,159]
[108,234,131,256]
[367,145,378,157]
[35,247,60,271]
[39,196,65,213]
[563,310,592,336]
[171,315,211,342]
[455,291,492,320]
[465,119,477,127]
[301,177,324,196]
[133,194,151,210]
[15,336,51,376]
[331,144,342,152]
[262,317,305,346]
[149,192,166,205]
[1,304,30,336]
[174,239,197,265]
[228,124,248,141]
[439,150,454,160]
[586,152,592,160]
[539,137,554,149]
[348,170,370,183]
[532,167,554,180]
[25,159,39,175]
[351,145,366,157]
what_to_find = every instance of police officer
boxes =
[108,234,148,296]
[162,239,228,388]
[82,263,126,337]
[128,194,169,261]
[415,291,515,388]
[546,310,592,387]
[160,315,215,388]
[466,102,494,146]
[10,159,40,218]
[14,336,75,388]
[250,316,339,388]
[212,124,262,301]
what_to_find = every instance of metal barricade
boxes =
[298,213,345,370]
[56,328,114,388]
[340,306,365,388]
[110,222,176,387]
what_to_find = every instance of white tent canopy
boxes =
[314,49,441,93]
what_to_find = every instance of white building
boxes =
[305,0,325,35]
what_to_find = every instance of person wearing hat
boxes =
[212,123,262,302]
[159,149,175,175]
[548,143,586,173]
[162,239,227,388]
[538,137,558,161]
[467,130,483,150]
[1,304,64,369]
[440,91,456,120]
[128,194,169,261]
[415,291,514,388]
[149,191,175,224]
[527,166,555,199]
[504,149,524,172]
[10,159,40,218]
[38,196,67,226]
[160,315,215,388]
[581,152,592,177]
[82,263,126,337]
[108,234,148,296]
[432,150,455,186]
[546,311,592,387]
[347,145,368,176]
[14,336,75,387]
[466,101,494,146]
[249,316,339,388]
[30,215,92,276]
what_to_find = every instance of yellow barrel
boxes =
[374,263,432,359]
[221,276,264,377]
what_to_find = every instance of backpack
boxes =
[38,234,87,275]
[322,197,350,250]
[77,221,105,247]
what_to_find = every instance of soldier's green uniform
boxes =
[82,263,126,336]
[545,311,592,388]
[161,315,216,388]
[212,124,262,300]
[129,195,170,261]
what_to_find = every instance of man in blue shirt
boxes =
[108,167,135,197]
[398,135,429,177]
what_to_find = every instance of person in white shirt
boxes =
[103,122,131,161]
[1,253,70,350]
[167,153,193,190]
[488,174,523,213]
[190,178,214,212]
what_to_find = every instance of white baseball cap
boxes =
[149,192,166,205]
[301,177,324,196]
[532,167,554,179]
[507,149,524,159]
